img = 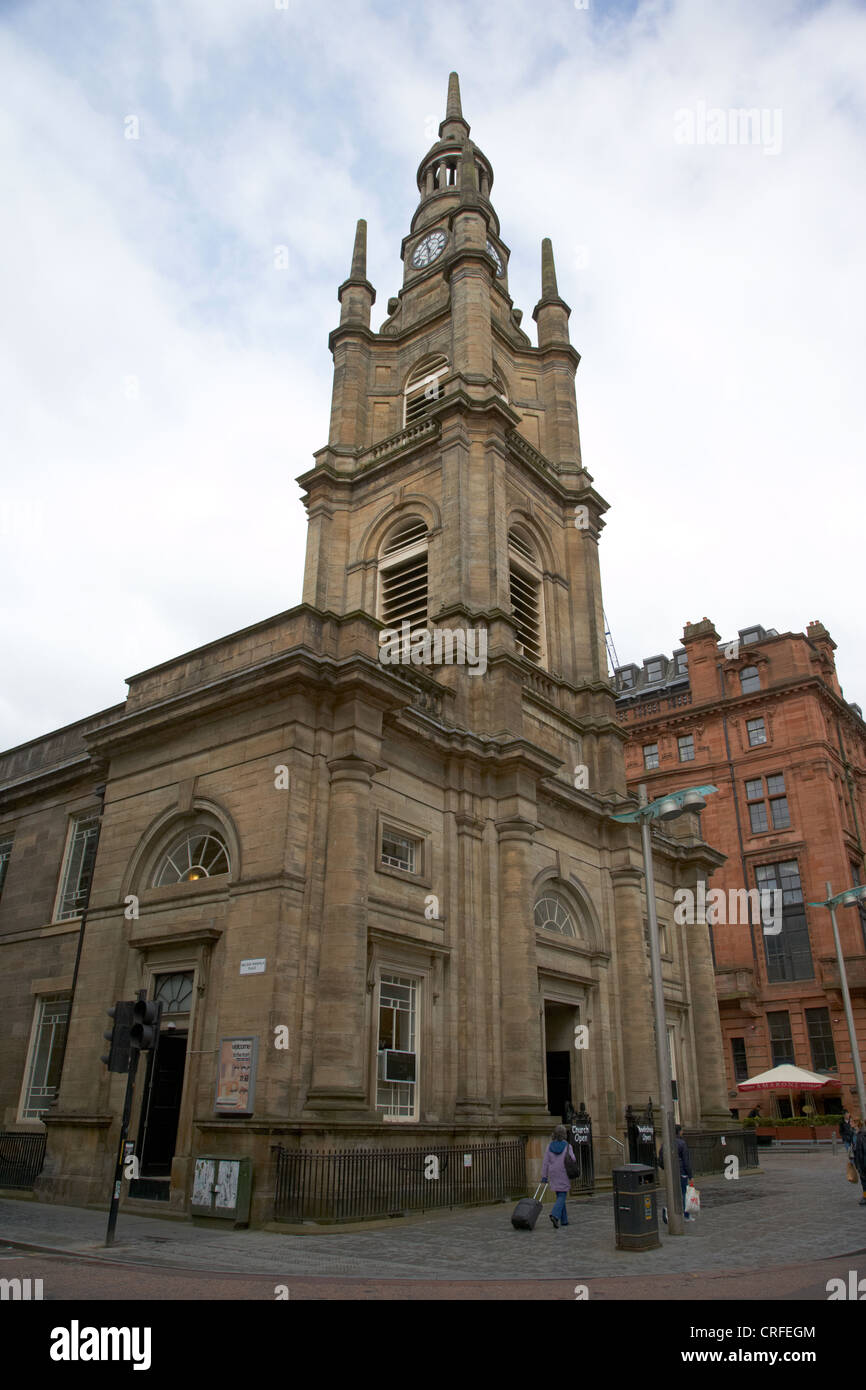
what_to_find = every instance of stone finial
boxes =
[337,218,376,325]
[446,72,463,122]
[532,237,572,342]
[541,238,559,300]
[350,218,367,279]
[439,70,471,140]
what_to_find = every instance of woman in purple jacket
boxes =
[541,1124,576,1229]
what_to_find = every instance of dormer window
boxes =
[404,357,448,427]
[645,659,665,683]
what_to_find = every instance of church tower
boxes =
[300,72,621,791]
[296,74,730,1144]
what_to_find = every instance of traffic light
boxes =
[129,998,162,1051]
[101,1001,134,1071]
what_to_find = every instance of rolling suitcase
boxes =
[511,1182,548,1230]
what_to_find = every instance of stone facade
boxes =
[616,617,866,1118]
[0,75,730,1225]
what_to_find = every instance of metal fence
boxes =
[272,1138,527,1223]
[622,1113,758,1178]
[0,1132,47,1189]
[683,1129,758,1175]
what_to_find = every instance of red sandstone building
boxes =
[615,618,866,1120]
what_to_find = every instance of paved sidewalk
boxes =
[2,1152,864,1282]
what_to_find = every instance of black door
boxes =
[546,1049,571,1118]
[139,1033,187,1177]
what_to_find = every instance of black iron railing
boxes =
[272,1138,527,1223]
[0,1132,46,1189]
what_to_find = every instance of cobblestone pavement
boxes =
[2,1152,865,1282]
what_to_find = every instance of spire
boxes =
[350,218,367,279]
[337,218,375,328]
[533,236,572,346]
[446,72,463,122]
[540,238,559,300]
[439,70,470,141]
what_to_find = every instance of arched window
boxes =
[508,526,545,665]
[153,829,230,886]
[740,666,760,694]
[378,516,429,633]
[534,893,577,938]
[404,357,448,427]
[154,972,193,1014]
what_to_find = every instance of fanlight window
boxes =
[379,516,428,633]
[534,894,577,938]
[154,972,194,1014]
[508,526,545,665]
[154,830,230,886]
[404,356,448,427]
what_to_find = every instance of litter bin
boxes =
[612,1163,660,1251]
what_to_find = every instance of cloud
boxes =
[1,0,865,749]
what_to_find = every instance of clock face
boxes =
[412,229,447,269]
[486,239,504,276]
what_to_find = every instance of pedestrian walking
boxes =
[840,1110,855,1156]
[541,1124,576,1230]
[853,1121,866,1207]
[658,1123,694,1224]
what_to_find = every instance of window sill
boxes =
[375,861,431,891]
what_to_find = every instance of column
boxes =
[306,756,376,1111]
[685,909,733,1128]
[611,864,657,1105]
[454,813,491,1116]
[496,818,547,1113]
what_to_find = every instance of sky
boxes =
[1,0,865,749]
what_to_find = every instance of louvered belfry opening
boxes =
[508,526,544,665]
[403,357,448,427]
[379,517,429,633]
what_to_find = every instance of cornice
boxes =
[84,649,416,758]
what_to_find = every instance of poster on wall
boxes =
[214,1036,258,1115]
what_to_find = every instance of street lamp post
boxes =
[808,881,866,1122]
[614,782,718,1239]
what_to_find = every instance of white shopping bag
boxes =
[685,1182,700,1216]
